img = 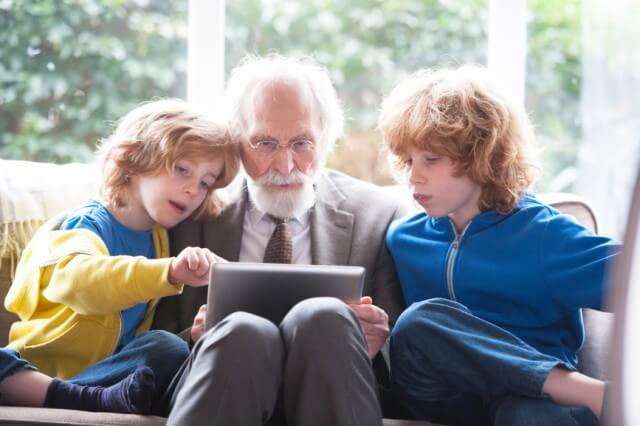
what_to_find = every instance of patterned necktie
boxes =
[263,216,293,263]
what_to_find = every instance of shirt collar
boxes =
[246,203,310,228]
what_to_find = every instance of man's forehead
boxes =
[253,79,314,111]
[246,81,322,139]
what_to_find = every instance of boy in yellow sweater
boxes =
[0,99,239,414]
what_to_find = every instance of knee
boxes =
[202,311,281,359]
[286,297,356,335]
[391,298,468,370]
[392,299,448,345]
[281,297,361,352]
[138,330,190,365]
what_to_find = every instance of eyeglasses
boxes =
[247,138,316,158]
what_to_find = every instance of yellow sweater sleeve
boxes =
[6,225,183,318]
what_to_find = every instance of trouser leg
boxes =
[69,329,189,413]
[166,312,283,426]
[492,395,600,426]
[280,297,382,426]
[0,348,36,384]
[0,348,38,405]
[390,298,568,426]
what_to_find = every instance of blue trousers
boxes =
[390,298,600,426]
[0,348,36,381]
[1,330,188,412]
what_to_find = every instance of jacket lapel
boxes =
[203,180,247,262]
[311,172,354,265]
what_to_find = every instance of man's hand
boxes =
[168,246,227,287]
[191,304,207,343]
[348,296,390,359]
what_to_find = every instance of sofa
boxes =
[0,159,614,425]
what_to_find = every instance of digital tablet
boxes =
[205,262,365,329]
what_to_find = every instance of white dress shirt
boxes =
[238,204,312,264]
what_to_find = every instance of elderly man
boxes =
[153,55,408,426]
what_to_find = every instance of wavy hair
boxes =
[378,64,540,214]
[99,98,239,220]
[225,53,344,157]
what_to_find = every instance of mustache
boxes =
[255,169,310,186]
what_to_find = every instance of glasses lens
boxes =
[255,141,278,155]
[291,140,315,154]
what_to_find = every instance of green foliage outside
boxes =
[0,0,187,162]
[226,0,488,184]
[527,0,582,192]
[1,0,582,191]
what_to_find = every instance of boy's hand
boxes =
[348,296,390,359]
[191,304,207,343]
[168,247,226,287]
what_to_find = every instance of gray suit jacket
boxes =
[153,168,409,338]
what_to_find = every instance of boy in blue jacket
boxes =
[378,65,620,425]
[0,99,239,414]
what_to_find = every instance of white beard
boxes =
[246,169,316,218]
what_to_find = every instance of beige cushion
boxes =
[0,160,98,346]
[0,406,436,426]
[0,407,166,425]
[0,160,98,261]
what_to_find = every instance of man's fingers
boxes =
[361,321,390,337]
[353,304,388,324]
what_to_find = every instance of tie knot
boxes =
[269,215,288,225]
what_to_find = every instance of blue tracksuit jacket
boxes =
[386,193,622,366]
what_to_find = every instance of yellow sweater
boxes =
[4,214,184,379]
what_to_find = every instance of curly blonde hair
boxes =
[99,99,239,220]
[378,64,540,214]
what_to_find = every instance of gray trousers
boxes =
[165,297,382,426]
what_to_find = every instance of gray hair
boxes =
[225,54,344,154]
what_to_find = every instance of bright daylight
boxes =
[0,1,639,425]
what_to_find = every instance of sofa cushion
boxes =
[0,407,434,426]
[0,407,165,425]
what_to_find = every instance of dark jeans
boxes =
[0,348,36,380]
[1,330,189,412]
[70,329,189,413]
[390,298,600,426]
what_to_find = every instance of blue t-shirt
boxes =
[60,200,155,351]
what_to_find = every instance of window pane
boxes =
[226,0,488,184]
[526,0,582,193]
[0,1,188,163]
[527,0,640,238]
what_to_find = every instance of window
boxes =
[3,0,639,237]
[0,1,188,162]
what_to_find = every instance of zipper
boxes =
[445,220,470,301]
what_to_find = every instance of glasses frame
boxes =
[246,138,316,157]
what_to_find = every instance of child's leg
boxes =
[44,367,155,414]
[0,369,50,406]
[492,395,600,426]
[542,368,605,417]
[0,348,48,405]
[0,348,154,413]
[390,298,584,424]
[68,330,189,414]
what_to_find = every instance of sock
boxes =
[44,366,155,414]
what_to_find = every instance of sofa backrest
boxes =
[0,160,98,346]
[0,160,613,380]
